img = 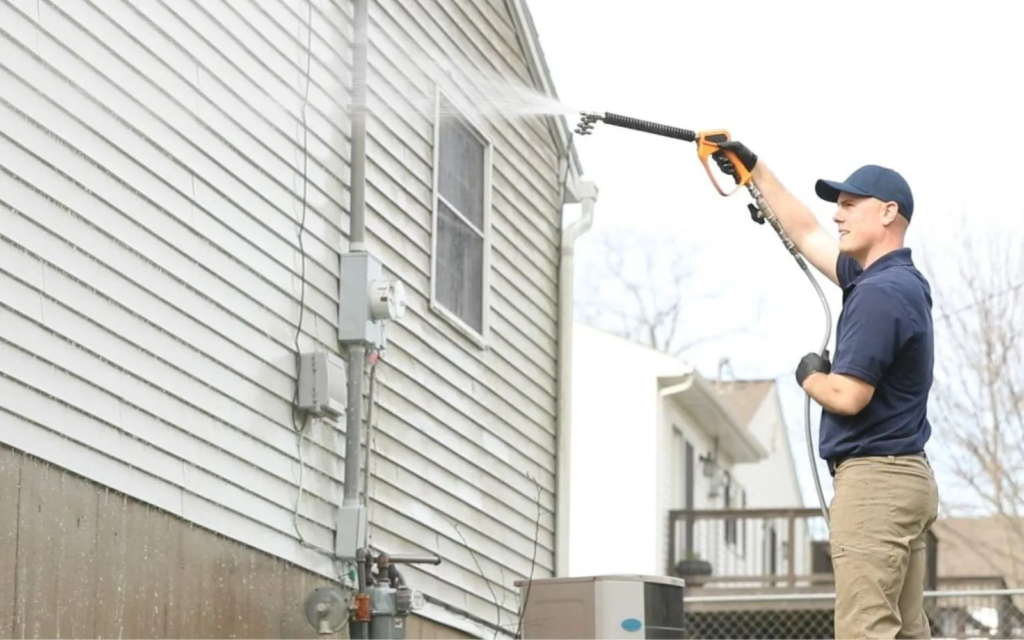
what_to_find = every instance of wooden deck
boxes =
[667,506,938,613]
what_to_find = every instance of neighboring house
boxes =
[566,323,807,583]
[0,1,589,637]
[713,379,805,512]
[711,377,815,580]
[932,516,1024,634]
[933,516,1024,588]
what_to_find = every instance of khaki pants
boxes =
[829,454,939,639]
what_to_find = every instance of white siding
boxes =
[0,0,566,627]
[659,402,739,576]
[729,391,814,577]
[568,323,692,577]
[676,389,813,584]
[731,392,805,511]
[570,323,811,585]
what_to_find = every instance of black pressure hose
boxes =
[748,183,833,527]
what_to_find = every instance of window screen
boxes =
[434,94,487,335]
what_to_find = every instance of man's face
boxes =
[833,193,888,257]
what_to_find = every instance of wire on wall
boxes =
[289,0,332,561]
[362,344,384,545]
[290,0,315,422]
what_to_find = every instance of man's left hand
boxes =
[796,351,831,388]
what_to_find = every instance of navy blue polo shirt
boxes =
[818,248,935,461]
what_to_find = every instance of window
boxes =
[724,472,737,545]
[430,89,492,345]
[723,475,747,559]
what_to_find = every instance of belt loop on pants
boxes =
[827,457,846,477]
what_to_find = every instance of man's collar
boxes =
[866,247,914,272]
[845,248,914,289]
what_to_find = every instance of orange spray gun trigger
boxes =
[696,130,753,197]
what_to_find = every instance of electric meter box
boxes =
[516,574,685,639]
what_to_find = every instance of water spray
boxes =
[576,111,833,527]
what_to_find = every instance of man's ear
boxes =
[881,201,900,225]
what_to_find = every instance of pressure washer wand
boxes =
[576,110,834,528]
[577,111,698,142]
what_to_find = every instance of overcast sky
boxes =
[528,0,1024,508]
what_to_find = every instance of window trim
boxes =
[428,84,493,349]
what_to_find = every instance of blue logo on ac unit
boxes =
[621,618,642,633]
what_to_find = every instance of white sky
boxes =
[528,0,1024,508]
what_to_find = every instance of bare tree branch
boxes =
[921,217,1024,584]
[574,227,767,359]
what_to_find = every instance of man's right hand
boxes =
[715,140,842,287]
[712,141,758,183]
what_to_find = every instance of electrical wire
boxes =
[362,347,382,529]
[289,0,334,562]
[290,0,314,420]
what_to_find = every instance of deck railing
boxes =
[667,506,939,590]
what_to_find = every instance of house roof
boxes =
[506,0,584,181]
[712,379,776,426]
[659,374,769,464]
[932,516,1024,586]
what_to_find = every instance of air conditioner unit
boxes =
[516,574,685,639]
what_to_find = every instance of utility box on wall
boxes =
[338,250,407,349]
[297,351,347,419]
[516,574,685,639]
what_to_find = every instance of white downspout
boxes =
[555,179,598,577]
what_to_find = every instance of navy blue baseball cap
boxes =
[815,164,915,222]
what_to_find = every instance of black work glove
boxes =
[795,350,831,388]
[712,140,758,183]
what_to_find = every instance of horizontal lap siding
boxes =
[360,0,563,622]
[0,0,352,582]
[0,0,564,628]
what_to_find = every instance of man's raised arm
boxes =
[714,141,841,287]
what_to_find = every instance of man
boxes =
[713,141,940,639]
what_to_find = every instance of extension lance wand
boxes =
[576,111,833,527]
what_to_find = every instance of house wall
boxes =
[0,0,565,631]
[661,395,782,583]
[567,324,812,587]
[657,399,736,577]
[729,391,814,576]
[568,324,693,578]
[659,381,817,583]
[0,444,473,639]
[730,391,804,511]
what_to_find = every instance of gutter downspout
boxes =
[555,179,597,577]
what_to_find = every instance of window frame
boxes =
[428,84,493,348]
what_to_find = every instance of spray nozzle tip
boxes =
[574,111,603,136]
